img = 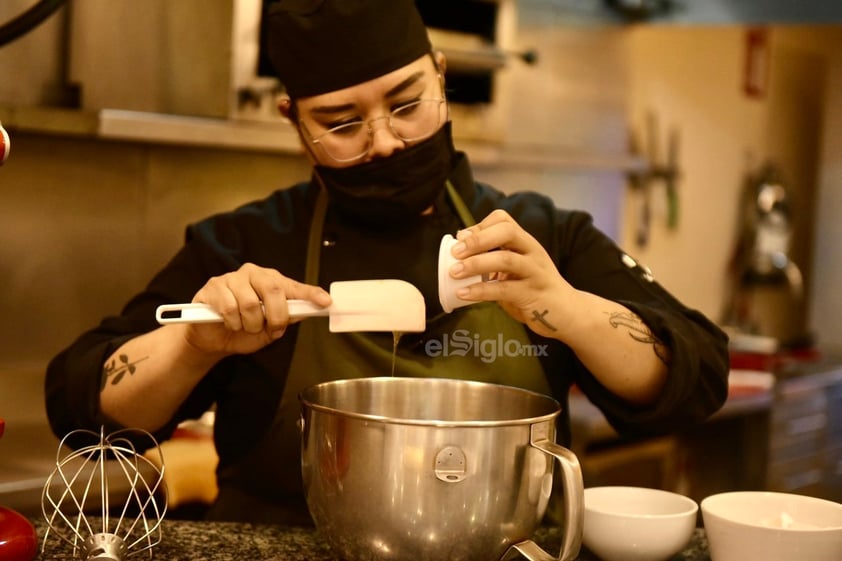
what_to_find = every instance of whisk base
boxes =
[83,532,128,561]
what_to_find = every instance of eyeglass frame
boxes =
[296,73,448,163]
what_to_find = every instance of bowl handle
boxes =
[502,423,583,561]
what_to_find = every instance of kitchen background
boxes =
[1,0,841,515]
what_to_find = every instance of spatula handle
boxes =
[288,300,330,318]
[156,301,327,324]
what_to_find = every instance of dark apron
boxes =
[210,182,548,523]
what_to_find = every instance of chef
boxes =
[45,0,729,524]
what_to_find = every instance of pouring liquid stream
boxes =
[391,331,402,377]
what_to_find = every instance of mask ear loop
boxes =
[431,47,451,121]
[289,102,323,164]
[434,66,451,124]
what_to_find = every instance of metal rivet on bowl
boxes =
[434,446,467,483]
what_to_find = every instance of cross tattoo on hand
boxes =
[531,309,557,332]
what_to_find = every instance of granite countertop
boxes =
[31,518,711,561]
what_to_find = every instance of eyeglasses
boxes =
[304,98,446,163]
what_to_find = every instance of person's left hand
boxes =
[447,209,577,339]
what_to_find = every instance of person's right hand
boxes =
[179,263,331,356]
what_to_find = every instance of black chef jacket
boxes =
[45,151,729,519]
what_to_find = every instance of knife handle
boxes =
[156,301,328,324]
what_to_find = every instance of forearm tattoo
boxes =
[531,309,558,332]
[101,354,148,391]
[606,311,670,365]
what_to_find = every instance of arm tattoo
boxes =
[606,311,670,365]
[531,309,558,332]
[101,354,148,391]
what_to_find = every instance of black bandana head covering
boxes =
[264,0,433,98]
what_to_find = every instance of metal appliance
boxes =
[723,163,808,348]
[300,377,584,561]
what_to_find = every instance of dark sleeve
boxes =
[45,186,313,450]
[505,192,729,437]
[44,233,236,450]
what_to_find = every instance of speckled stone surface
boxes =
[32,519,710,560]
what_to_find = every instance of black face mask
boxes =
[314,121,456,226]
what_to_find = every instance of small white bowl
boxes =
[583,486,698,561]
[702,491,842,561]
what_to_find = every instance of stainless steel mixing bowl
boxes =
[299,377,583,561]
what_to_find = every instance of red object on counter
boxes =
[0,507,38,561]
[0,420,39,561]
[0,122,9,165]
[729,347,823,372]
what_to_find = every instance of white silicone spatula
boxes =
[155,279,425,333]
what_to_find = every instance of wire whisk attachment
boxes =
[41,427,167,560]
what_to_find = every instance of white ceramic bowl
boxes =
[583,486,698,561]
[702,491,842,561]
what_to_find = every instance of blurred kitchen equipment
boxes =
[0,0,68,47]
[0,120,9,165]
[299,377,583,561]
[604,0,675,21]
[583,486,698,561]
[722,163,808,348]
[0,1,70,108]
[0,417,39,561]
[627,112,680,248]
[67,0,520,138]
[701,491,842,561]
[156,279,425,333]
[41,427,166,561]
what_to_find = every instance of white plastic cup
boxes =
[438,234,484,313]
